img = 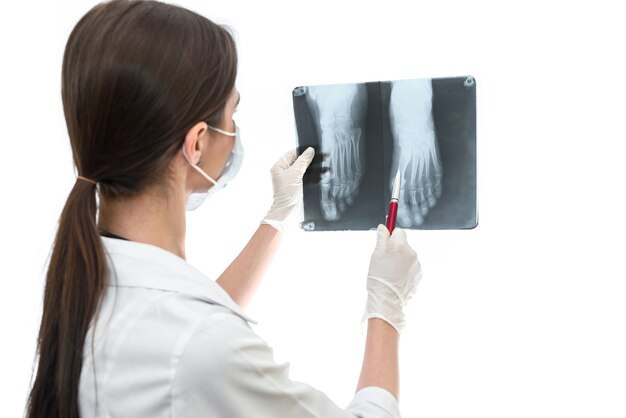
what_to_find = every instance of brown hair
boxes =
[26,1,237,416]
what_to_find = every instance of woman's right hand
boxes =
[362,224,423,335]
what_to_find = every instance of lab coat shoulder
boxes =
[171,311,402,418]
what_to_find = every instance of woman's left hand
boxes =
[260,147,315,233]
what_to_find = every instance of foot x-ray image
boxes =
[292,76,477,231]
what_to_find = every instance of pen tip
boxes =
[392,170,401,199]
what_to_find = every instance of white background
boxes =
[1,1,625,417]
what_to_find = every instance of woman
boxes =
[26,1,422,417]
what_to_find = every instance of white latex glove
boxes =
[361,224,423,335]
[261,147,315,233]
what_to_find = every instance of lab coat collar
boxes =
[100,236,257,325]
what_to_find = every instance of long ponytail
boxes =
[28,179,106,418]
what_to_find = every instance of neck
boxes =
[97,188,187,259]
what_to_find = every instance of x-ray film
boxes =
[292,76,477,231]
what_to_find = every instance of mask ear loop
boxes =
[181,122,236,186]
[207,124,237,137]
[182,146,218,185]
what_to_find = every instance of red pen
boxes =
[385,170,401,233]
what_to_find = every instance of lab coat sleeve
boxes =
[171,310,401,418]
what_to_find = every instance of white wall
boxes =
[1,1,625,417]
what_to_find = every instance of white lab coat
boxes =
[78,236,401,417]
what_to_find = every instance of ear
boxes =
[182,121,210,165]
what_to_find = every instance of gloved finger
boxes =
[270,149,298,173]
[375,224,390,248]
[289,147,315,174]
[389,227,408,244]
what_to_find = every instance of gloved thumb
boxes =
[291,147,315,174]
[375,224,390,248]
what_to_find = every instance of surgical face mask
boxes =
[182,123,243,211]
